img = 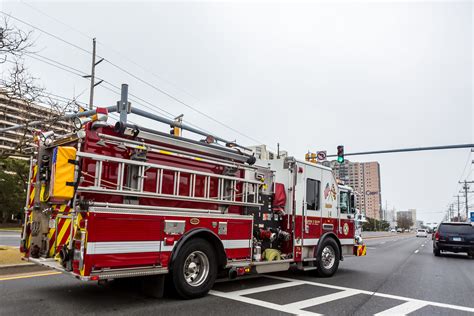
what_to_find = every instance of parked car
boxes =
[390,228,396,233]
[433,222,474,258]
[416,229,428,238]
[397,228,403,233]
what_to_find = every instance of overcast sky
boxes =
[2,0,472,223]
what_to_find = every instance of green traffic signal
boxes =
[337,145,344,163]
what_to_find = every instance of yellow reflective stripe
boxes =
[158,150,172,155]
[55,219,70,250]
[48,205,70,256]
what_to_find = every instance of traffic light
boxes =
[337,145,344,163]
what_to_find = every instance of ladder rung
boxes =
[217,178,222,200]
[191,174,196,197]
[95,161,103,187]
[175,171,181,196]
[155,168,161,193]
[117,162,124,190]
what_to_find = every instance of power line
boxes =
[22,51,184,124]
[102,59,264,144]
[20,1,202,103]
[0,10,95,57]
[0,10,266,145]
[26,53,86,76]
[19,1,251,140]
[19,1,93,41]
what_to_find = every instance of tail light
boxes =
[435,231,440,241]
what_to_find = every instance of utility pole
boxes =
[84,38,104,110]
[454,195,460,221]
[459,180,474,222]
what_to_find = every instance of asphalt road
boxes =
[1,234,473,316]
[0,231,21,247]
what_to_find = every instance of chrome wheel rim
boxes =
[321,246,335,269]
[183,251,209,287]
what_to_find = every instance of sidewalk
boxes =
[362,231,413,239]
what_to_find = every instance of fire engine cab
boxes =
[20,86,365,299]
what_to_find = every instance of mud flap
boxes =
[141,275,165,298]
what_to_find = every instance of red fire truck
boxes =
[19,88,365,299]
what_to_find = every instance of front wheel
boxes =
[315,238,340,277]
[171,238,217,299]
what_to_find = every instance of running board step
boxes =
[302,266,318,271]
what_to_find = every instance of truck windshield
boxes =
[340,191,349,214]
[439,224,473,234]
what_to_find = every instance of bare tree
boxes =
[0,17,33,63]
[0,17,77,158]
[396,213,413,230]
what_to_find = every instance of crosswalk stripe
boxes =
[284,289,361,310]
[375,300,427,315]
[210,290,322,315]
[228,280,304,296]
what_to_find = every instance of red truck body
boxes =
[21,106,365,298]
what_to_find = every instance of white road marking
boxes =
[421,244,424,247]
[229,280,303,296]
[0,235,20,238]
[264,276,474,314]
[375,300,428,315]
[211,275,474,315]
[210,290,321,315]
[284,289,361,310]
[414,249,419,253]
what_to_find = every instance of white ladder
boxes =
[77,151,262,207]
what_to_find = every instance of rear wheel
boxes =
[315,238,340,277]
[171,238,217,299]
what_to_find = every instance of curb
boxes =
[0,263,34,269]
[0,263,49,276]
[363,234,413,240]
[363,235,394,239]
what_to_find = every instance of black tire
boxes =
[433,246,440,257]
[170,238,217,299]
[315,238,340,277]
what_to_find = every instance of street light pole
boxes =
[459,180,474,222]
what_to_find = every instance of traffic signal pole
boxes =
[326,144,473,158]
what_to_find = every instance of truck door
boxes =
[301,165,322,250]
[338,189,355,243]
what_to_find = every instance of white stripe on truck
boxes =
[86,239,251,255]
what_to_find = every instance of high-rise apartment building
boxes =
[327,160,382,220]
[0,92,72,156]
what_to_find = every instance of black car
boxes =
[433,222,474,258]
